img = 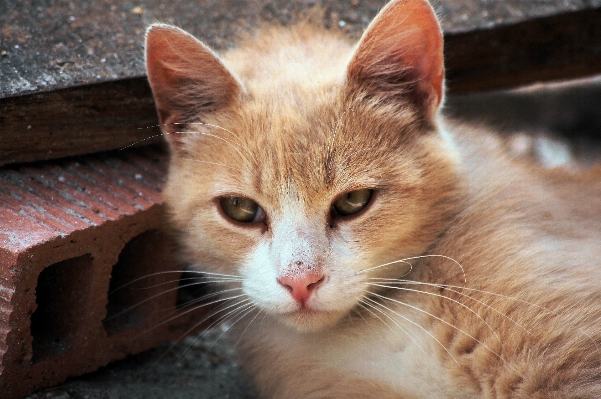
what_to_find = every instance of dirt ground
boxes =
[24,328,257,399]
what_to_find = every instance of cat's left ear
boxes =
[145,24,243,150]
[346,0,444,123]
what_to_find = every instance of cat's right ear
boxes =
[346,0,444,125]
[145,24,243,150]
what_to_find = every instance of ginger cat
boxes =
[145,0,601,397]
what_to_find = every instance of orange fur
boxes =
[146,0,601,397]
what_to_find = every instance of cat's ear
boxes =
[145,24,242,150]
[346,0,444,123]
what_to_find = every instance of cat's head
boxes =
[146,0,461,332]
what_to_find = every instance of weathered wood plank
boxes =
[0,79,161,166]
[1,0,599,99]
[445,7,601,93]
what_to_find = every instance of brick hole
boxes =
[176,270,215,309]
[31,254,94,363]
[103,229,178,336]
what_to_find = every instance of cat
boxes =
[144,0,601,397]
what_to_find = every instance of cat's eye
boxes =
[332,188,373,217]
[220,196,266,224]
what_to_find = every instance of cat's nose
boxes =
[278,271,324,306]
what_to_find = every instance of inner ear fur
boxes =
[145,24,243,149]
[346,0,444,123]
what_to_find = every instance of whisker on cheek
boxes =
[368,278,536,336]
[228,307,263,350]
[358,299,430,357]
[184,122,258,164]
[146,292,248,339]
[366,291,508,367]
[366,282,502,342]
[357,254,467,286]
[175,300,256,361]
[370,278,547,313]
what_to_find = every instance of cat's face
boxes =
[146,0,460,332]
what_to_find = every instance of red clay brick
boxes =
[0,147,210,399]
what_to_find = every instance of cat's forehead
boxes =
[233,103,405,206]
[193,81,422,211]
[242,96,340,204]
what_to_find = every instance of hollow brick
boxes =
[0,147,209,399]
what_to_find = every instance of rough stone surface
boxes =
[0,146,210,399]
[2,0,601,98]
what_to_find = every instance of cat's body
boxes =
[230,121,601,398]
[232,124,601,398]
[145,1,601,397]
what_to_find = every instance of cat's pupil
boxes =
[220,196,260,223]
[332,188,373,217]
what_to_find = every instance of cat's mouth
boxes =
[279,307,345,332]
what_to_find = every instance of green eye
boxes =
[332,188,373,217]
[220,197,266,223]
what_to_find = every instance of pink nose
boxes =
[278,272,324,305]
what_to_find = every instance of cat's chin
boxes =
[277,309,346,333]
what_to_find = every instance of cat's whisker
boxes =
[366,282,502,342]
[124,276,243,292]
[363,296,448,363]
[356,301,398,336]
[124,292,248,353]
[189,270,243,278]
[145,291,248,336]
[176,275,243,283]
[104,277,241,316]
[106,270,193,294]
[119,133,169,151]
[166,120,258,164]
[369,278,548,313]
[171,130,253,164]
[144,122,256,161]
[354,302,403,345]
[182,122,258,163]
[104,281,234,323]
[355,259,413,276]
[163,298,255,364]
[358,255,467,286]
[359,299,430,357]
[106,290,243,344]
[367,290,508,365]
[195,304,259,360]
[257,310,269,333]
[182,300,256,357]
[160,296,254,360]
[352,305,371,329]
[359,299,412,341]
[196,300,255,338]
[576,328,601,359]
[230,307,263,351]
[368,278,535,336]
[174,286,243,309]
[106,269,241,295]
[171,287,245,315]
